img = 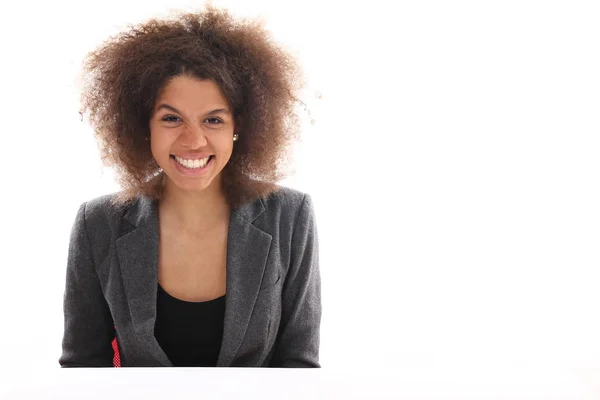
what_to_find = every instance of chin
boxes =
[165,171,221,192]
[175,178,213,191]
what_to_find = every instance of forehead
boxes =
[155,76,229,108]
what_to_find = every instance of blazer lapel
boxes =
[116,194,272,367]
[217,199,271,366]
[116,195,172,366]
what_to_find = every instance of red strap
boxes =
[112,326,121,367]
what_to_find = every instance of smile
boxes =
[170,155,215,176]
[172,155,212,169]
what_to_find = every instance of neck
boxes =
[159,175,230,233]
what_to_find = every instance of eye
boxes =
[161,115,181,123]
[205,117,223,125]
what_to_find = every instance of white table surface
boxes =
[0,366,597,399]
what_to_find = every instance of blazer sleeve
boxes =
[271,193,322,367]
[59,201,115,367]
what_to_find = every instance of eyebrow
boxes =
[155,104,231,116]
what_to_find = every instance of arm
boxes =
[271,194,322,367]
[59,202,114,367]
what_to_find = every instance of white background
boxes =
[0,0,598,391]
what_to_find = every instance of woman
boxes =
[59,6,321,368]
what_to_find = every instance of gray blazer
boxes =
[59,186,321,367]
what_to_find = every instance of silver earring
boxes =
[233,134,239,142]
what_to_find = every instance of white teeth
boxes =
[174,156,210,169]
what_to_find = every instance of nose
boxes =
[181,123,208,148]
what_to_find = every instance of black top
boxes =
[154,284,226,367]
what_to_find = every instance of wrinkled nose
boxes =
[181,124,208,148]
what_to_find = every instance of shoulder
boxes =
[75,191,130,232]
[260,184,317,223]
[262,184,310,213]
[249,184,316,234]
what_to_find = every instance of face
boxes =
[149,75,236,195]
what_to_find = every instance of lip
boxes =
[171,153,214,160]
[170,155,214,177]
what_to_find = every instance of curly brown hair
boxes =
[79,5,305,209]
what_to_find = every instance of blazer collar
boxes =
[116,194,272,367]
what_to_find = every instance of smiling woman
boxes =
[59,5,321,368]
[151,78,236,189]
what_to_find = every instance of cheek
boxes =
[149,140,171,165]
[149,130,171,151]
[219,144,235,161]
[213,135,234,152]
